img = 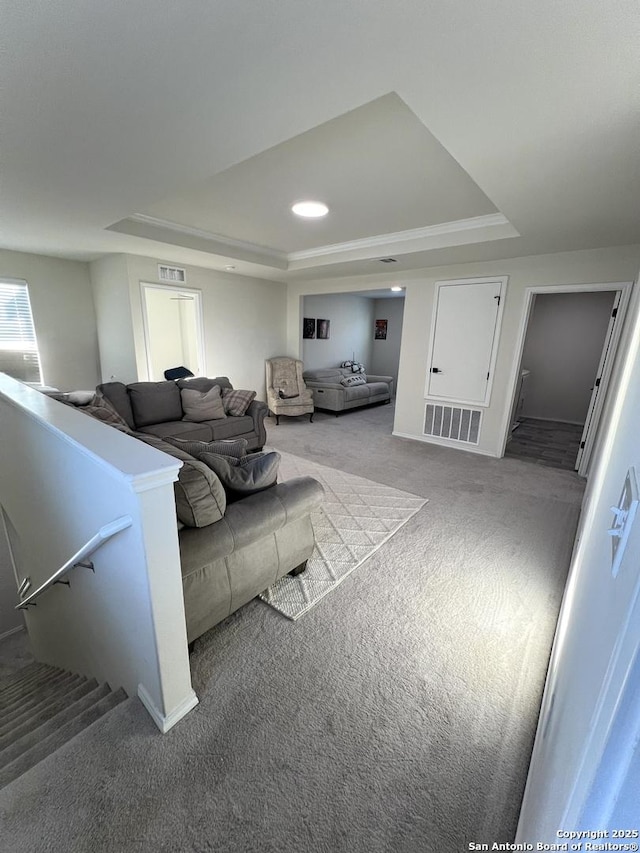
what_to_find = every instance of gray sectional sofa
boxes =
[302,367,394,414]
[98,376,267,450]
[62,378,323,643]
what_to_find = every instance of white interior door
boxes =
[575,290,622,472]
[426,277,506,406]
[141,283,205,381]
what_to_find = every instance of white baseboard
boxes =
[0,624,25,642]
[392,430,500,457]
[138,683,199,733]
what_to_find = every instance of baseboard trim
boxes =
[138,683,199,733]
[0,624,25,642]
[392,430,500,457]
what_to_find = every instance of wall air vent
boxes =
[379,257,397,264]
[158,264,186,283]
[424,403,482,444]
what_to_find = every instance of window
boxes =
[0,279,43,384]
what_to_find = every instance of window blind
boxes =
[0,280,43,384]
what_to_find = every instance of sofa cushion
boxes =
[96,381,136,429]
[303,369,343,383]
[181,385,226,422]
[165,436,249,460]
[136,432,226,527]
[366,381,391,397]
[209,415,255,440]
[177,376,233,393]
[198,450,280,501]
[222,388,256,417]
[128,381,183,428]
[343,384,372,402]
[137,421,215,441]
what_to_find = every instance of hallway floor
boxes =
[505,417,584,471]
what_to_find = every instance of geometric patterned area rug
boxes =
[259,450,428,620]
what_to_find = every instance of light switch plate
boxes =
[609,467,639,578]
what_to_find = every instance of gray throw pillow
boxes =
[340,374,366,387]
[198,450,280,500]
[136,432,226,527]
[181,385,227,422]
[221,388,256,416]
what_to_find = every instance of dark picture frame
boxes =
[303,317,316,339]
[375,319,388,340]
[316,319,330,340]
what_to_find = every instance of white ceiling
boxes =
[1,1,639,281]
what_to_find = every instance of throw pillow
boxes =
[78,394,132,431]
[198,450,280,501]
[222,388,256,417]
[340,375,367,387]
[136,432,226,527]
[181,385,226,422]
[165,436,249,460]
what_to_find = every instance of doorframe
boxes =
[498,281,633,476]
[139,282,206,382]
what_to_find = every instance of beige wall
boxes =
[90,254,138,384]
[0,249,101,390]
[125,256,287,399]
[286,244,640,456]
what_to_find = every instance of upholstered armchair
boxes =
[265,357,314,425]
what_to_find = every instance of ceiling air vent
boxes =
[379,257,397,264]
[158,264,186,283]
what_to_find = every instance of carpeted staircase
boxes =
[0,661,127,790]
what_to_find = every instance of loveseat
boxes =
[97,376,267,450]
[302,367,394,414]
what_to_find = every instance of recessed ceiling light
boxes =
[379,257,397,264]
[224,265,236,271]
[291,201,329,218]
[391,286,403,292]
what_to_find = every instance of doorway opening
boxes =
[140,283,205,381]
[502,282,632,476]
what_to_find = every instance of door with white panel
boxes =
[425,277,507,406]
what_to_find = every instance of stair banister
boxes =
[15,515,133,610]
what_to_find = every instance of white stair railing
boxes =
[15,516,132,610]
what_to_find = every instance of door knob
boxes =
[431,367,443,374]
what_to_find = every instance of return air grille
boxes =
[158,264,186,283]
[424,403,482,444]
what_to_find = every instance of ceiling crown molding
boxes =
[107,211,518,273]
[287,214,516,262]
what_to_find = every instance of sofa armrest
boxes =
[305,381,345,391]
[247,399,268,446]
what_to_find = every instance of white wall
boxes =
[370,297,405,389]
[0,376,197,732]
[90,254,139,384]
[0,249,101,390]
[126,256,287,398]
[521,290,616,424]
[517,262,640,836]
[302,293,374,371]
[286,245,640,456]
[0,514,23,639]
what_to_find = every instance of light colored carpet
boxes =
[260,450,427,619]
[0,405,584,852]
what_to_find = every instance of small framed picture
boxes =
[317,319,330,340]
[375,319,387,340]
[303,317,316,339]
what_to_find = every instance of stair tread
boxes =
[0,673,89,730]
[0,682,110,768]
[0,665,71,708]
[0,664,65,703]
[0,688,127,790]
[0,662,51,692]
[0,678,100,754]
